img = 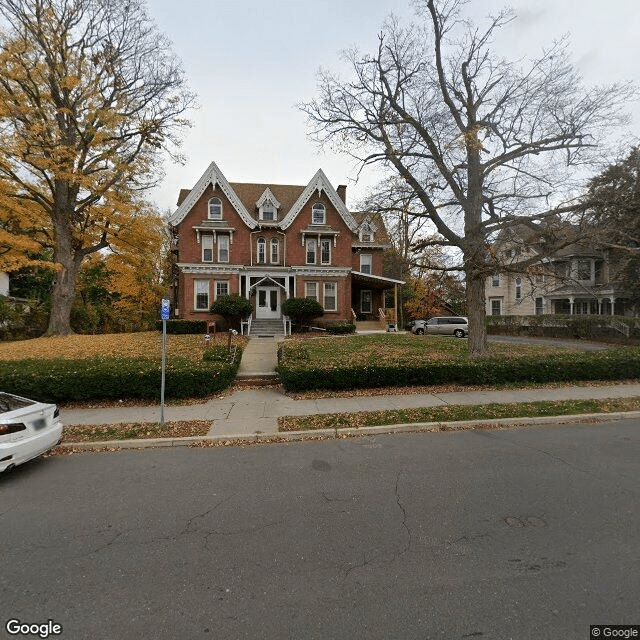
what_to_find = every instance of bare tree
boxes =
[0,0,195,334]
[301,0,634,357]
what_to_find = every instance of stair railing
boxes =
[241,313,252,336]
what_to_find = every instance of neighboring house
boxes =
[167,162,404,330]
[486,226,635,317]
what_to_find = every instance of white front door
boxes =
[256,286,280,319]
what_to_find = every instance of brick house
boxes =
[167,162,403,332]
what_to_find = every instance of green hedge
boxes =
[326,322,356,334]
[154,319,208,334]
[0,348,243,404]
[277,347,640,391]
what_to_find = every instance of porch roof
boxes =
[351,271,404,289]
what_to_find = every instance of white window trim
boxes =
[491,274,500,287]
[360,253,372,274]
[202,235,213,263]
[208,197,222,221]
[515,277,522,300]
[218,235,229,263]
[490,298,502,316]
[312,203,326,225]
[305,281,318,301]
[259,204,277,221]
[306,239,317,265]
[215,280,229,300]
[320,239,331,265]
[194,280,210,311]
[257,237,266,264]
[270,238,279,264]
[323,282,337,311]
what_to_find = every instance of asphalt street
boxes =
[1,419,638,640]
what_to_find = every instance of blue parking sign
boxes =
[161,298,170,320]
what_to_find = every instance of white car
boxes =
[0,392,63,473]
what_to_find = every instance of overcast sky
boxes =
[145,0,640,214]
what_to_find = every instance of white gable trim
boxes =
[256,187,281,210]
[167,162,256,229]
[280,169,358,231]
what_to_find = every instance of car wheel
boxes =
[416,328,424,335]
[454,329,465,338]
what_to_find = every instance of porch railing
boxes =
[241,313,252,336]
[351,308,357,324]
[609,319,630,337]
[283,315,292,336]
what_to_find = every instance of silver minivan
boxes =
[412,316,468,338]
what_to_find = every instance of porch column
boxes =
[598,298,602,315]
[394,284,398,325]
[569,297,574,315]
[610,297,616,315]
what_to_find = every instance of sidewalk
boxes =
[58,336,640,447]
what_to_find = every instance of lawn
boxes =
[0,331,247,363]
[281,333,576,367]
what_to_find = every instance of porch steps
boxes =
[249,319,285,337]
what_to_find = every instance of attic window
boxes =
[208,197,222,220]
[260,204,276,221]
[361,224,374,242]
[312,203,326,225]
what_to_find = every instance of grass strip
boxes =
[277,397,640,432]
[63,420,212,442]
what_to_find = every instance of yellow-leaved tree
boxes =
[0,0,195,334]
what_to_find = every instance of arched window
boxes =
[270,238,279,263]
[515,277,522,300]
[208,197,222,220]
[257,237,266,264]
[312,203,326,224]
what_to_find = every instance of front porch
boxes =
[351,271,404,330]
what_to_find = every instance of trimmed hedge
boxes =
[0,348,243,404]
[326,322,356,334]
[154,319,208,334]
[277,347,640,391]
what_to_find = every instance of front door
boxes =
[256,286,280,319]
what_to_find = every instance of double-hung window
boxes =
[202,235,213,262]
[305,282,318,301]
[216,281,229,300]
[218,235,229,263]
[306,239,317,264]
[208,198,222,220]
[323,282,336,311]
[320,239,331,265]
[194,280,209,310]
[271,238,279,264]
[312,203,325,224]
[257,238,266,264]
[360,254,372,274]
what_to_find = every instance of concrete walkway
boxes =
[58,335,640,443]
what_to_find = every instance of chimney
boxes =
[337,184,347,204]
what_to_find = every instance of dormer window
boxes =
[208,197,222,220]
[312,203,326,225]
[259,203,276,221]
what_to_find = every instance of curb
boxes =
[56,409,640,451]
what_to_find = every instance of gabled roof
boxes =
[278,169,358,232]
[167,162,255,228]
[168,163,358,232]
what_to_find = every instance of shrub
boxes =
[326,322,356,334]
[210,294,253,330]
[0,348,243,403]
[281,297,324,329]
[277,347,640,391]
[155,319,208,334]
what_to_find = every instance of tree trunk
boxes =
[46,225,81,336]
[466,269,489,358]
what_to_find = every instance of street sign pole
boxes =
[160,299,170,427]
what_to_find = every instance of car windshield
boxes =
[0,393,34,413]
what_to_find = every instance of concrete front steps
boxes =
[249,319,286,337]
[233,373,280,388]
